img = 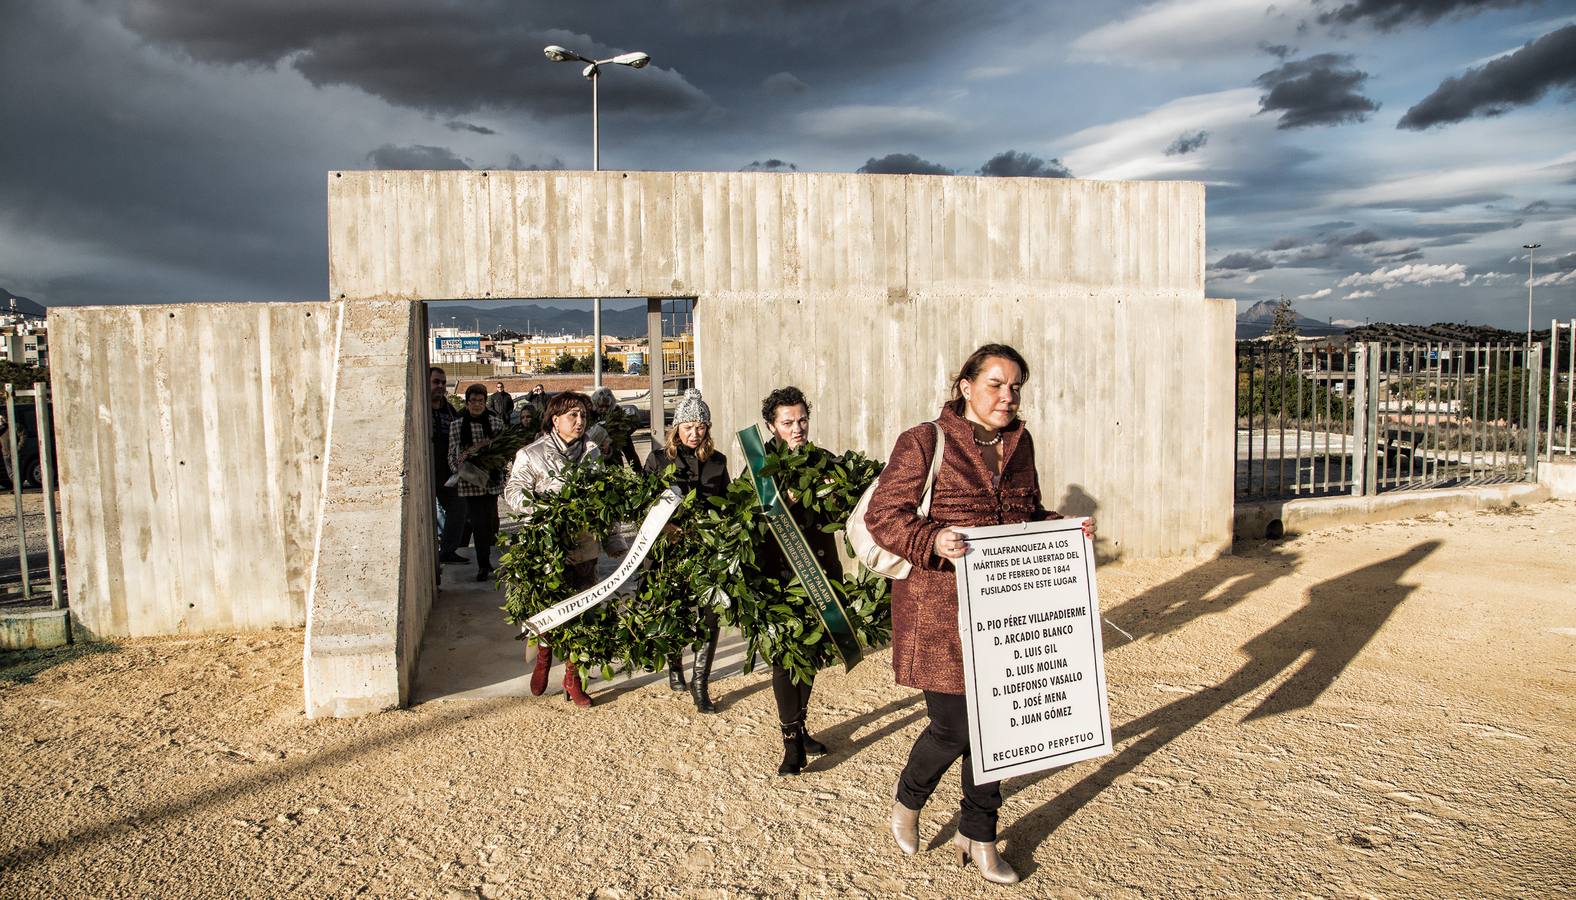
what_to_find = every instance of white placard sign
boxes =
[955,517,1112,784]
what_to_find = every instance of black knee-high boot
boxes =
[771,665,806,775]
[798,677,827,755]
[689,620,720,714]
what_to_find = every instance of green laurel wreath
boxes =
[494,442,891,686]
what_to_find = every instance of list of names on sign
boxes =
[955,517,1113,784]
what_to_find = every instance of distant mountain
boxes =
[429,301,688,339]
[0,288,46,318]
[1236,299,1346,340]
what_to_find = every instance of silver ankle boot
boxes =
[952,833,1019,884]
[890,800,919,855]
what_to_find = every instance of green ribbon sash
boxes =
[737,425,864,671]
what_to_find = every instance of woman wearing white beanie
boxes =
[643,388,730,712]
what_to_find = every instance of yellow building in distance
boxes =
[512,334,694,377]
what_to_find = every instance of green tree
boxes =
[1237,368,1346,425]
[1267,295,1300,351]
[570,354,624,374]
[0,362,48,386]
[1469,366,1564,429]
[553,352,577,373]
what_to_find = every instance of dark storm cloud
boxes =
[1254,54,1379,129]
[1266,221,1516,269]
[0,2,332,305]
[1519,200,1552,214]
[1402,220,1523,244]
[857,153,954,176]
[1398,25,1576,130]
[368,144,472,170]
[1315,0,1533,31]
[761,72,809,95]
[976,151,1072,178]
[1262,228,1386,265]
[1335,228,1384,246]
[1360,191,1510,211]
[740,159,799,172]
[1164,130,1210,156]
[662,0,1004,39]
[446,120,496,135]
[1258,41,1295,59]
[1212,251,1276,271]
[112,0,713,118]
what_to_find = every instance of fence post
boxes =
[1352,343,1371,495]
[33,382,64,610]
[1526,343,1542,477]
[5,386,30,600]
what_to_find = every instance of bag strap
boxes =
[916,421,945,517]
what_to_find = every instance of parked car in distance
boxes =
[0,399,55,490]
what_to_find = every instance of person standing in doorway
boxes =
[489,381,514,424]
[590,387,642,472]
[429,367,467,572]
[448,384,506,582]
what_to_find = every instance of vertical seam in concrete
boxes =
[302,299,347,715]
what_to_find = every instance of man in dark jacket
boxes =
[430,367,467,569]
[488,382,514,423]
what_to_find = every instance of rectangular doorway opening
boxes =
[412,295,698,703]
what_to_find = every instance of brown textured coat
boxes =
[864,406,1054,694]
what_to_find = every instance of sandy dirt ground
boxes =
[3,502,1574,898]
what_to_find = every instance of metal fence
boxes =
[1547,319,1574,457]
[2,382,66,610]
[1238,341,1543,501]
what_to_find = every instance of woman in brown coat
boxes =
[864,343,1095,885]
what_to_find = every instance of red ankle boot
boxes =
[529,642,552,697]
[563,660,593,707]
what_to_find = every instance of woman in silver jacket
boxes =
[504,390,602,707]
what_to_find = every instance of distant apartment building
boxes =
[1,304,48,369]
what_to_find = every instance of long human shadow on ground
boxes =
[919,541,1310,850]
[1100,542,1304,648]
[1000,540,1442,876]
[806,694,925,773]
[0,697,521,874]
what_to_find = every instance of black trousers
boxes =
[896,690,1004,842]
[770,665,814,726]
[436,484,466,556]
[463,494,499,572]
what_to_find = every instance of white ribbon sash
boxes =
[523,488,683,637]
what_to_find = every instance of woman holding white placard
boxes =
[864,343,1095,885]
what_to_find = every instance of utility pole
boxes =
[1522,243,1541,347]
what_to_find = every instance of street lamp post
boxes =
[544,44,651,389]
[1523,243,1541,348]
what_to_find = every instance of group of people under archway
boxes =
[430,344,1095,885]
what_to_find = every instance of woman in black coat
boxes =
[643,388,730,712]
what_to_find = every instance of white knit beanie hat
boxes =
[672,388,710,426]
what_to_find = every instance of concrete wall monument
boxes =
[53,170,1233,718]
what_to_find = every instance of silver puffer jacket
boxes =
[505,432,604,563]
